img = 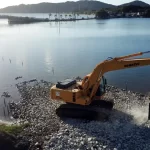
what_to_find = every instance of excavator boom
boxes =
[83,54,150,100]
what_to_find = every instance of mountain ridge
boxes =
[0,0,149,13]
[120,0,149,7]
[0,1,115,13]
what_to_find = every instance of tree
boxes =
[144,9,150,17]
[60,14,62,20]
[49,13,52,20]
[96,9,110,19]
[65,14,67,19]
[69,14,72,19]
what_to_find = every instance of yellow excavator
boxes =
[50,51,150,120]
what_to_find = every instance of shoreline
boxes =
[0,15,95,24]
[1,14,150,25]
[1,79,149,150]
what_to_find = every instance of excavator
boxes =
[50,51,150,120]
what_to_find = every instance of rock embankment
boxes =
[11,80,63,149]
[11,80,150,150]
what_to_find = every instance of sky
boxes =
[0,0,150,9]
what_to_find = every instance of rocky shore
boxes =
[8,79,150,150]
[0,131,30,150]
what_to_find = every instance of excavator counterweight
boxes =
[50,51,150,120]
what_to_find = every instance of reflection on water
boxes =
[0,17,150,119]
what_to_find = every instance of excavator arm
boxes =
[81,51,150,100]
[51,51,150,105]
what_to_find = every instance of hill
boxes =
[120,0,149,7]
[0,1,115,13]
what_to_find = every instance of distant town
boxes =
[107,10,147,18]
[96,5,150,19]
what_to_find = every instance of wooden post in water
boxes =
[3,107,6,118]
[52,67,54,75]
[125,82,128,92]
[7,104,10,117]
[4,98,6,107]
[9,59,11,63]
[148,103,150,120]
[8,102,12,116]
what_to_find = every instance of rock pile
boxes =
[11,80,150,150]
[46,86,150,150]
[11,80,63,149]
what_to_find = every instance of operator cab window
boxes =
[100,76,107,96]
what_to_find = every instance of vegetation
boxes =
[122,5,142,12]
[106,5,150,13]
[96,9,109,19]
[144,9,150,17]
[0,123,29,135]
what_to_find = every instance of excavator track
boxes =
[56,100,114,121]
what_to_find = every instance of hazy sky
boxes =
[0,0,150,8]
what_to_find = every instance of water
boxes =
[0,15,150,120]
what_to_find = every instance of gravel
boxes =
[11,80,63,149]
[10,80,150,150]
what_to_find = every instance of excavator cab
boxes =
[100,76,107,95]
[96,76,107,97]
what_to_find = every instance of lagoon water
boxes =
[0,14,150,119]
